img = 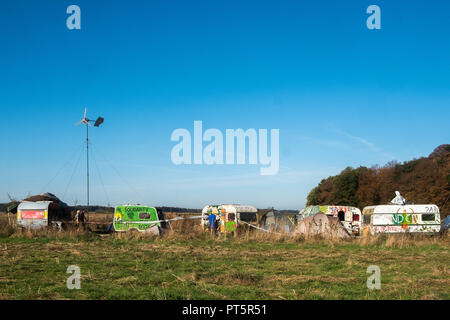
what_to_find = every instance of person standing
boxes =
[208,212,216,235]
[80,209,87,228]
[74,210,81,227]
[74,209,87,229]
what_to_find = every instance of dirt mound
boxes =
[293,213,350,239]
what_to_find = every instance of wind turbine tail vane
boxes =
[94,117,104,127]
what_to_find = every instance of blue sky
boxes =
[1,0,449,209]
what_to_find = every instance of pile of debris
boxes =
[293,213,350,239]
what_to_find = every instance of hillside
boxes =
[307,144,450,217]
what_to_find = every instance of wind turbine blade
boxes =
[75,120,83,126]
[84,108,87,119]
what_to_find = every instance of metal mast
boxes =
[76,108,104,208]
[86,122,90,207]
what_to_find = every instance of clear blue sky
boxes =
[1,0,449,209]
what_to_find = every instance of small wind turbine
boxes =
[76,108,104,208]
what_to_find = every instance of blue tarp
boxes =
[443,216,450,230]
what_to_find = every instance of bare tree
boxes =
[7,193,17,202]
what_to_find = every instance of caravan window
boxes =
[139,212,151,219]
[421,214,436,222]
[240,212,257,222]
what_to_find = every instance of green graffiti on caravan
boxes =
[319,206,328,214]
[392,213,419,225]
[225,221,237,232]
[114,205,160,232]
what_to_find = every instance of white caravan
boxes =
[362,204,441,234]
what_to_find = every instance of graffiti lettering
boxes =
[393,213,419,225]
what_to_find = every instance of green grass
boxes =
[0,232,449,300]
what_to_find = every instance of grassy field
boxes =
[0,214,449,300]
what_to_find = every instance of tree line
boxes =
[307,144,450,217]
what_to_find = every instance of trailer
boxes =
[17,197,71,230]
[298,205,362,235]
[113,205,164,235]
[218,204,258,233]
[362,204,441,235]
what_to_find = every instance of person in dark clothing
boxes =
[80,210,87,227]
